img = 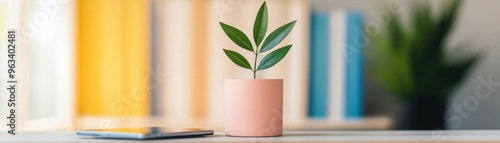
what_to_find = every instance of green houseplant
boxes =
[220,4,295,79]
[369,0,479,129]
[221,1,296,137]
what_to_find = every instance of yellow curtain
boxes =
[76,0,149,117]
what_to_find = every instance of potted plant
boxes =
[220,1,296,137]
[369,0,480,130]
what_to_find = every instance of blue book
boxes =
[344,12,364,119]
[308,12,330,119]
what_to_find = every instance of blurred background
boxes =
[0,0,499,131]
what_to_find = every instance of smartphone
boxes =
[76,127,214,139]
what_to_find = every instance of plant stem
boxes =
[253,52,258,79]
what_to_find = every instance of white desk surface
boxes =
[1,130,500,143]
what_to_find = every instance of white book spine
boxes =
[329,10,346,122]
[17,0,74,130]
[285,0,310,126]
[52,0,75,129]
[159,0,193,122]
[208,0,235,126]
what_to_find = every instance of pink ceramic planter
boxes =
[225,79,283,137]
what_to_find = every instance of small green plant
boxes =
[369,0,479,100]
[220,1,296,79]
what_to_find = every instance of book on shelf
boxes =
[284,0,310,126]
[309,11,329,119]
[155,0,196,122]
[329,9,346,122]
[75,0,151,127]
[345,11,364,119]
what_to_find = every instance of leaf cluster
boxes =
[220,1,296,79]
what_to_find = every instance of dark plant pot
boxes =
[396,97,447,130]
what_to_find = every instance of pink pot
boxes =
[225,79,283,137]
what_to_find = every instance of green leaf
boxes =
[220,22,253,52]
[260,20,296,53]
[253,1,268,47]
[257,45,292,70]
[223,49,252,70]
